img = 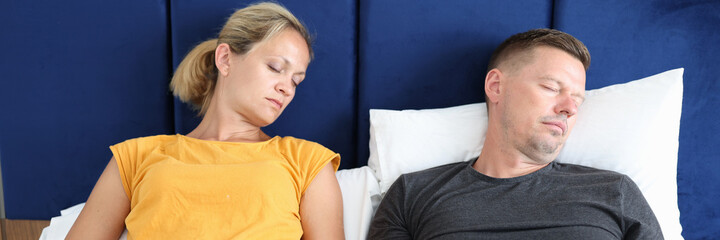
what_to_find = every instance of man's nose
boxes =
[555,94,578,117]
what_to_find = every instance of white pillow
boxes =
[369,102,488,193]
[336,166,382,240]
[368,68,684,239]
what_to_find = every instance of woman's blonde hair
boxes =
[170,2,313,115]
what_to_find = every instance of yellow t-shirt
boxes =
[109,134,340,240]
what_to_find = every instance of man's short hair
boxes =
[484,28,591,102]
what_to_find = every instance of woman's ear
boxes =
[215,43,232,77]
[485,68,503,104]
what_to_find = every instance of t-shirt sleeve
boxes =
[109,138,141,201]
[368,175,412,240]
[283,138,341,195]
[620,176,665,239]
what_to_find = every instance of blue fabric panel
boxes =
[356,0,553,166]
[0,1,172,219]
[171,0,358,169]
[553,0,720,238]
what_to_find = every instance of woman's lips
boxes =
[266,98,282,109]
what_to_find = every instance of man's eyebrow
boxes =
[539,76,555,81]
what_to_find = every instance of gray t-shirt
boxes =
[368,159,663,240]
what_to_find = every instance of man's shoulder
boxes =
[396,160,469,189]
[406,160,468,177]
[551,162,631,183]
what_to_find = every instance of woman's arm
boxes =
[299,163,345,240]
[66,157,130,240]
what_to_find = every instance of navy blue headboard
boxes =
[1,0,718,238]
[1,0,174,222]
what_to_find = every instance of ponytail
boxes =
[170,39,218,115]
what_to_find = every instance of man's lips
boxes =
[542,121,566,135]
[266,98,282,109]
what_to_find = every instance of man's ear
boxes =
[215,43,232,77]
[485,68,503,104]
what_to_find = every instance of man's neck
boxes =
[472,133,550,178]
[472,154,549,178]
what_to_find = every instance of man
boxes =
[368,29,663,239]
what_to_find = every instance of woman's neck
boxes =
[186,103,271,143]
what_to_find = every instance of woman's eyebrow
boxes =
[272,55,306,75]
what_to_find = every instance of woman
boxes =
[67,2,344,239]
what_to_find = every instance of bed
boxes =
[1,0,718,239]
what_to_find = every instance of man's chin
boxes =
[533,155,558,165]
[522,149,560,165]
[532,142,565,161]
[536,140,562,154]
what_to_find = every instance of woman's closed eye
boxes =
[291,76,304,87]
[268,64,282,73]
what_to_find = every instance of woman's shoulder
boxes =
[276,136,336,158]
[114,134,178,147]
[275,136,340,171]
[275,136,332,151]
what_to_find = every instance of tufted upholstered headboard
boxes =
[1,0,718,238]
